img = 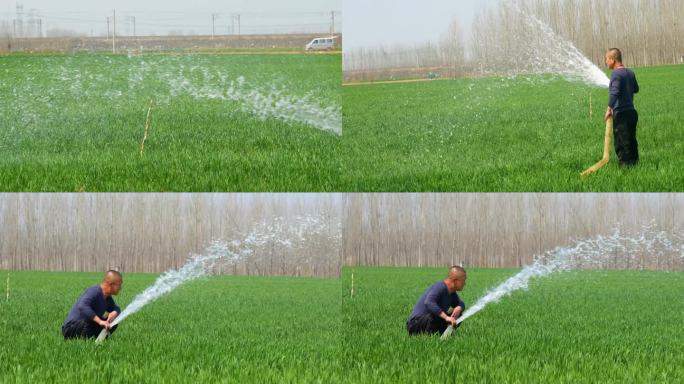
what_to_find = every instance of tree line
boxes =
[342,193,683,271]
[472,0,684,73]
[2,193,682,274]
[0,194,342,277]
[344,0,684,81]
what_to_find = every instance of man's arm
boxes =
[634,75,639,94]
[106,297,121,316]
[425,285,456,325]
[605,107,613,121]
[105,311,118,324]
[605,75,621,121]
[78,289,98,321]
[608,75,620,110]
[456,300,465,317]
[93,315,110,329]
[448,298,465,319]
[105,298,120,324]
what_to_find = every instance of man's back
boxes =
[609,67,639,114]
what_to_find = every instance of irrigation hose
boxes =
[440,324,454,340]
[581,117,613,176]
[95,328,109,344]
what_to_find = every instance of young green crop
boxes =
[0,271,342,383]
[0,53,341,191]
[342,267,684,383]
[3,268,682,382]
[340,65,684,191]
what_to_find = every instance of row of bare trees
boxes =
[343,0,684,81]
[343,19,465,81]
[2,193,682,274]
[472,0,684,73]
[342,194,683,271]
[0,194,342,277]
[343,19,464,75]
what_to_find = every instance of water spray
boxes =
[441,224,683,340]
[163,67,342,135]
[96,214,339,343]
[512,6,610,88]
[512,7,616,176]
[96,240,242,344]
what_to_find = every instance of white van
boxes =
[305,37,337,51]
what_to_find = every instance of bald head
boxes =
[444,265,466,293]
[605,48,623,70]
[103,270,122,284]
[101,270,123,296]
[448,265,466,280]
[607,48,622,63]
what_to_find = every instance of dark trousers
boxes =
[613,109,639,166]
[62,318,118,340]
[407,313,461,336]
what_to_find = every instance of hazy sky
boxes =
[343,0,500,50]
[1,0,341,36]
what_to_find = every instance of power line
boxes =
[2,8,342,37]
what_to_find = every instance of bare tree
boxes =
[0,194,342,278]
[343,20,466,82]
[342,193,683,271]
[472,0,684,72]
[347,0,684,82]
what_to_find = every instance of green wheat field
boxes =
[340,65,684,191]
[342,267,684,383]
[0,53,341,191]
[0,271,341,383]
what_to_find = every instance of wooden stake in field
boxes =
[5,272,9,302]
[350,270,354,298]
[581,117,613,176]
[139,99,154,157]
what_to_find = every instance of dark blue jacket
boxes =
[407,281,465,324]
[63,285,120,326]
[609,67,639,114]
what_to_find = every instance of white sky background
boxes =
[343,0,500,51]
[1,0,341,36]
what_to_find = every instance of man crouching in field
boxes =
[406,266,466,335]
[62,270,122,340]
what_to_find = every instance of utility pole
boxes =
[125,16,135,37]
[212,13,218,39]
[16,4,23,38]
[231,14,240,36]
[331,11,335,36]
[112,9,116,54]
